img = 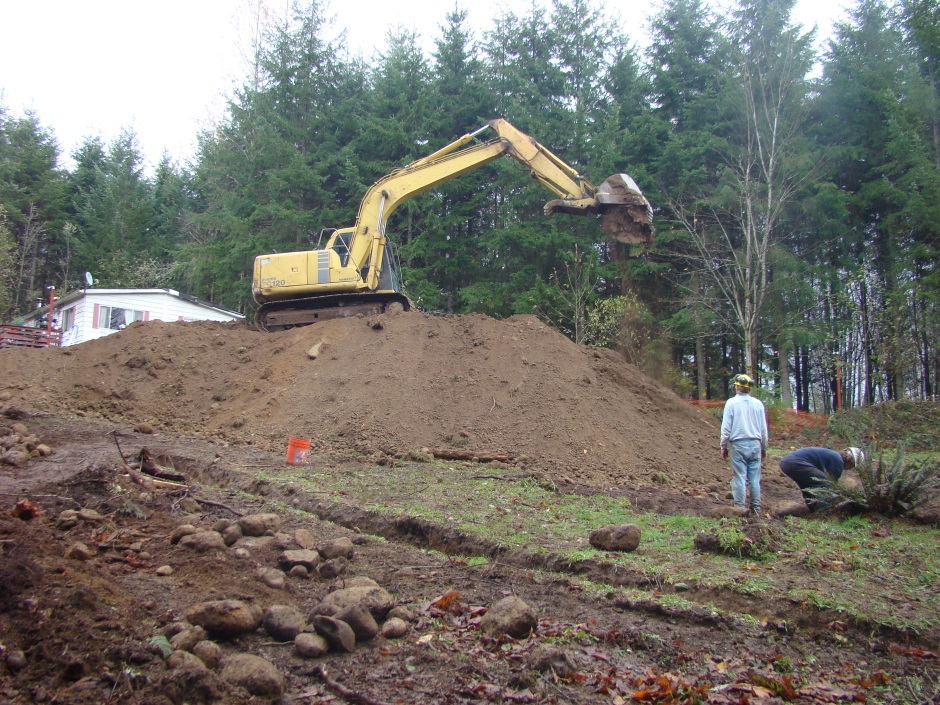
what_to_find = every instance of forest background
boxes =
[1,0,938,414]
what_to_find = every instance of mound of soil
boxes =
[0,311,726,493]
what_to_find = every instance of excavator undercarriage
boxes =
[255,292,411,332]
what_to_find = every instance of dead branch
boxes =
[312,666,394,705]
[136,448,187,482]
[470,473,538,482]
[122,462,189,491]
[109,430,129,465]
[429,449,510,462]
[189,496,244,517]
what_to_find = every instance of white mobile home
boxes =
[21,288,244,347]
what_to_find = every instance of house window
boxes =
[97,306,144,330]
[61,308,75,331]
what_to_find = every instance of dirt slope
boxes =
[0,311,725,493]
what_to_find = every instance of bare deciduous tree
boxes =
[671,0,816,381]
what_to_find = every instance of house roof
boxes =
[26,288,244,320]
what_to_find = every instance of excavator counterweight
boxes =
[252,119,653,331]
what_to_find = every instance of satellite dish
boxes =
[84,272,94,287]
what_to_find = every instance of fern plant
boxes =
[810,443,940,517]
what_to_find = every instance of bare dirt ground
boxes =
[0,314,937,704]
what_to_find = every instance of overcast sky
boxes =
[0,0,849,172]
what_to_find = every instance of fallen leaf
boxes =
[11,499,41,521]
[432,589,460,609]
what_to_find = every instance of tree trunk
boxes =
[696,336,707,400]
[800,346,811,412]
[778,340,792,408]
[860,282,873,406]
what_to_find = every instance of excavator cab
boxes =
[330,230,353,267]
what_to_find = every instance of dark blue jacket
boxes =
[781,447,844,479]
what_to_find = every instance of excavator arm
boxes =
[344,118,653,291]
[252,118,653,330]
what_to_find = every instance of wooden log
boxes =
[136,447,187,482]
[123,463,189,491]
[428,449,510,463]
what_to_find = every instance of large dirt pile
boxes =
[0,310,726,492]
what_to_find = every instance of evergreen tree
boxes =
[817,0,940,402]
[183,0,366,310]
[69,130,156,287]
[0,106,67,314]
[643,0,731,394]
[400,7,496,312]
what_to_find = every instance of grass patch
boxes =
[265,457,940,639]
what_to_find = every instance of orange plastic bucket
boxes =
[286,437,310,466]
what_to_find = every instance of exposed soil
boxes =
[0,313,937,704]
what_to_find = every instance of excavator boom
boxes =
[252,119,653,331]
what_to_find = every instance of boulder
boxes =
[316,558,348,579]
[527,645,578,678]
[57,510,80,530]
[262,605,306,642]
[238,513,281,536]
[479,596,537,639]
[589,524,641,552]
[335,603,379,642]
[278,549,321,571]
[256,567,287,590]
[289,565,310,580]
[381,617,408,639]
[186,600,263,638]
[178,531,226,553]
[192,640,222,669]
[317,537,355,560]
[65,542,94,561]
[220,654,284,697]
[295,632,329,658]
[221,523,243,546]
[170,524,198,544]
[294,528,315,549]
[169,626,207,653]
[309,584,394,622]
[166,650,207,672]
[311,615,356,653]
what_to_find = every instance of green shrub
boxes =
[828,402,940,451]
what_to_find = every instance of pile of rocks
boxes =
[0,419,51,468]
[157,511,544,698]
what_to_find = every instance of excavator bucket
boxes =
[544,174,654,245]
[597,174,654,245]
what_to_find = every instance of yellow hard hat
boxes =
[732,374,753,388]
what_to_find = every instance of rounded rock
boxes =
[220,653,285,697]
[295,632,329,658]
[262,605,307,642]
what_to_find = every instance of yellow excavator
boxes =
[252,118,653,331]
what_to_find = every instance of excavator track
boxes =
[254,293,412,332]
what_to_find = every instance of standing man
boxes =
[779,447,863,512]
[719,374,769,515]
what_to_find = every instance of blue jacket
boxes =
[781,447,845,478]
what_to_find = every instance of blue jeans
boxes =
[730,440,762,512]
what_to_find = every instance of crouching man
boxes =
[778,447,864,515]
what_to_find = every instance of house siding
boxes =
[26,290,242,347]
